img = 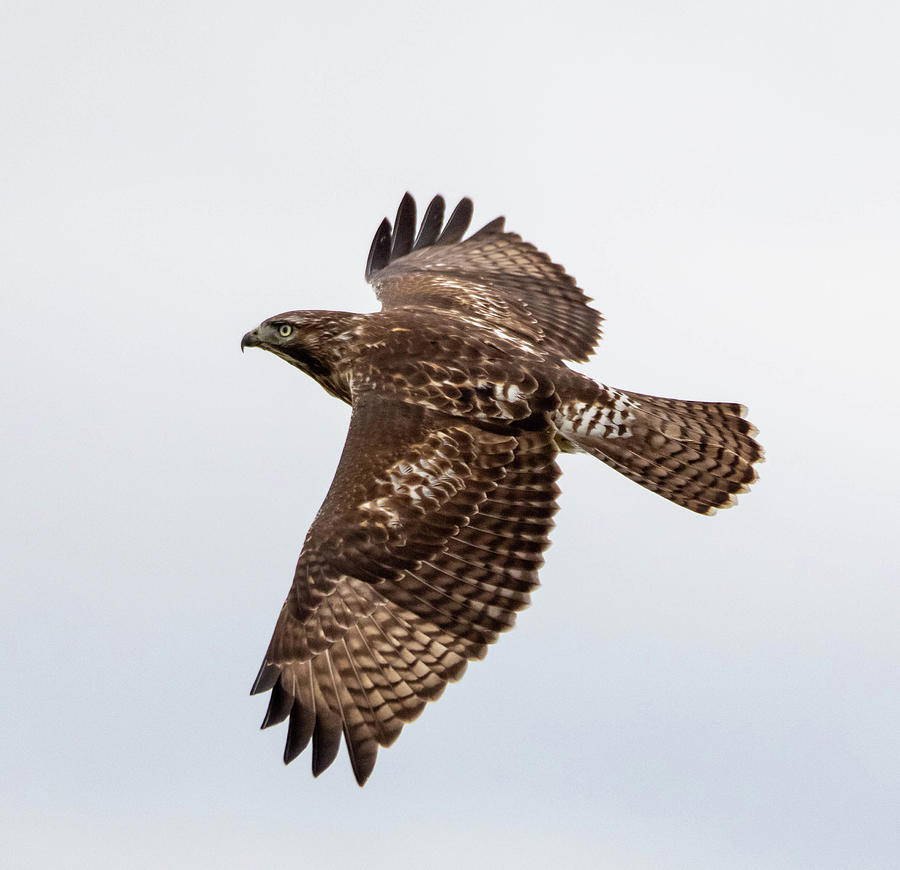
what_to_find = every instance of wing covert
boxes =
[296,393,517,590]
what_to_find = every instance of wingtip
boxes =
[436,197,474,245]
[365,216,393,279]
[390,193,416,261]
[283,701,315,764]
[471,215,505,238]
[250,661,279,695]
[413,194,446,250]
[260,680,293,729]
[348,744,378,786]
[354,767,374,787]
[310,715,342,777]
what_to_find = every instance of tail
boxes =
[556,381,764,515]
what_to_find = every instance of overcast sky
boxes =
[3,2,899,868]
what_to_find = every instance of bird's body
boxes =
[242,194,763,785]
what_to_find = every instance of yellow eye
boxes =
[278,324,293,338]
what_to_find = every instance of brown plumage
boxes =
[241,193,763,785]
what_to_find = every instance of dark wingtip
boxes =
[350,746,377,786]
[365,217,392,279]
[250,661,279,695]
[260,679,292,729]
[283,701,315,764]
[390,192,416,261]
[436,197,474,245]
[311,714,342,777]
[413,195,445,250]
[369,193,477,278]
[470,215,505,239]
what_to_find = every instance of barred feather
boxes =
[556,374,762,514]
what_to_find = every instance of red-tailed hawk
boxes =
[241,193,762,785]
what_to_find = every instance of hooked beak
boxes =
[241,329,261,352]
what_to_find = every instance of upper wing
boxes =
[251,393,560,784]
[365,193,603,363]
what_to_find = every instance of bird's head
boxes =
[241,309,359,399]
[241,311,306,354]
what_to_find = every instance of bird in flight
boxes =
[241,193,763,785]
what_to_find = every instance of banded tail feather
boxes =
[556,378,763,515]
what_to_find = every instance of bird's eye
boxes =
[278,324,293,338]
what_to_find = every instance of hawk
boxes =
[241,193,763,785]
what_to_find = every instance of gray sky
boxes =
[3,2,898,868]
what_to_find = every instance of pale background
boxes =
[2,2,898,868]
